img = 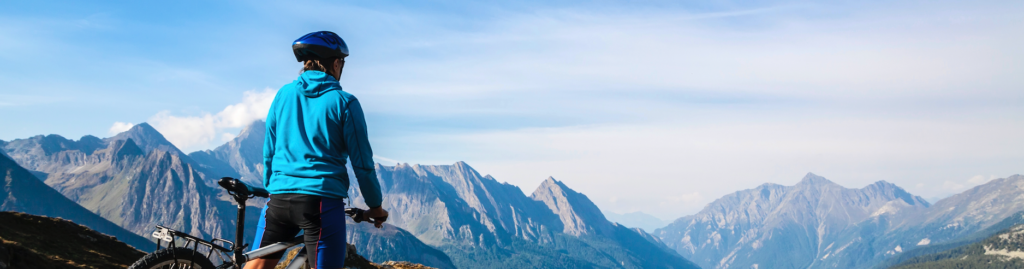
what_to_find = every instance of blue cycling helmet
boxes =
[292,31,349,62]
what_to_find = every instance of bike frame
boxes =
[153,224,309,269]
[147,177,367,268]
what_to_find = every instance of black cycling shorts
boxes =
[251,194,347,269]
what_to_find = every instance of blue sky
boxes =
[2,0,1022,220]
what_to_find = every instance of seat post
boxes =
[233,194,249,265]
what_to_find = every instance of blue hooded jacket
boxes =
[263,70,383,208]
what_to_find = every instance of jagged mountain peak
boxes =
[237,120,265,139]
[107,122,182,155]
[531,177,612,236]
[797,172,840,186]
[866,180,930,207]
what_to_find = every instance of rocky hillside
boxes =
[347,162,699,268]
[0,211,145,269]
[889,224,1024,268]
[0,152,151,249]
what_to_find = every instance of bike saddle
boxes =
[218,177,270,198]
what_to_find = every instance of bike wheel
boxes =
[128,247,218,269]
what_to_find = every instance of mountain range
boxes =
[344,162,698,268]
[655,173,1024,269]
[0,121,698,268]
[1,124,250,243]
[3,119,1021,269]
[0,122,444,268]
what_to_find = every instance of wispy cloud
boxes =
[148,88,276,151]
[108,122,134,135]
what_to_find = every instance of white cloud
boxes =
[108,122,134,135]
[967,175,996,185]
[371,155,400,165]
[221,133,237,142]
[149,88,276,151]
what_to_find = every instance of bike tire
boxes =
[128,247,218,269]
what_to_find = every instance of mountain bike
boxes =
[128,177,378,269]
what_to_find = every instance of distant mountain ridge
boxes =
[655,173,1024,269]
[603,211,668,233]
[655,173,931,269]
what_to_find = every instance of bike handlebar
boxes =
[344,208,388,224]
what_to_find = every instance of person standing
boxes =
[245,31,388,269]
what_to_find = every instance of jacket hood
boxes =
[295,71,340,98]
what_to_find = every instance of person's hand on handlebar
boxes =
[366,206,389,229]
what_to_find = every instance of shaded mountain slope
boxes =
[0,211,146,269]
[0,152,151,249]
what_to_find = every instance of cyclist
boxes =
[245,31,388,269]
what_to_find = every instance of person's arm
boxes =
[263,101,278,188]
[343,97,384,209]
